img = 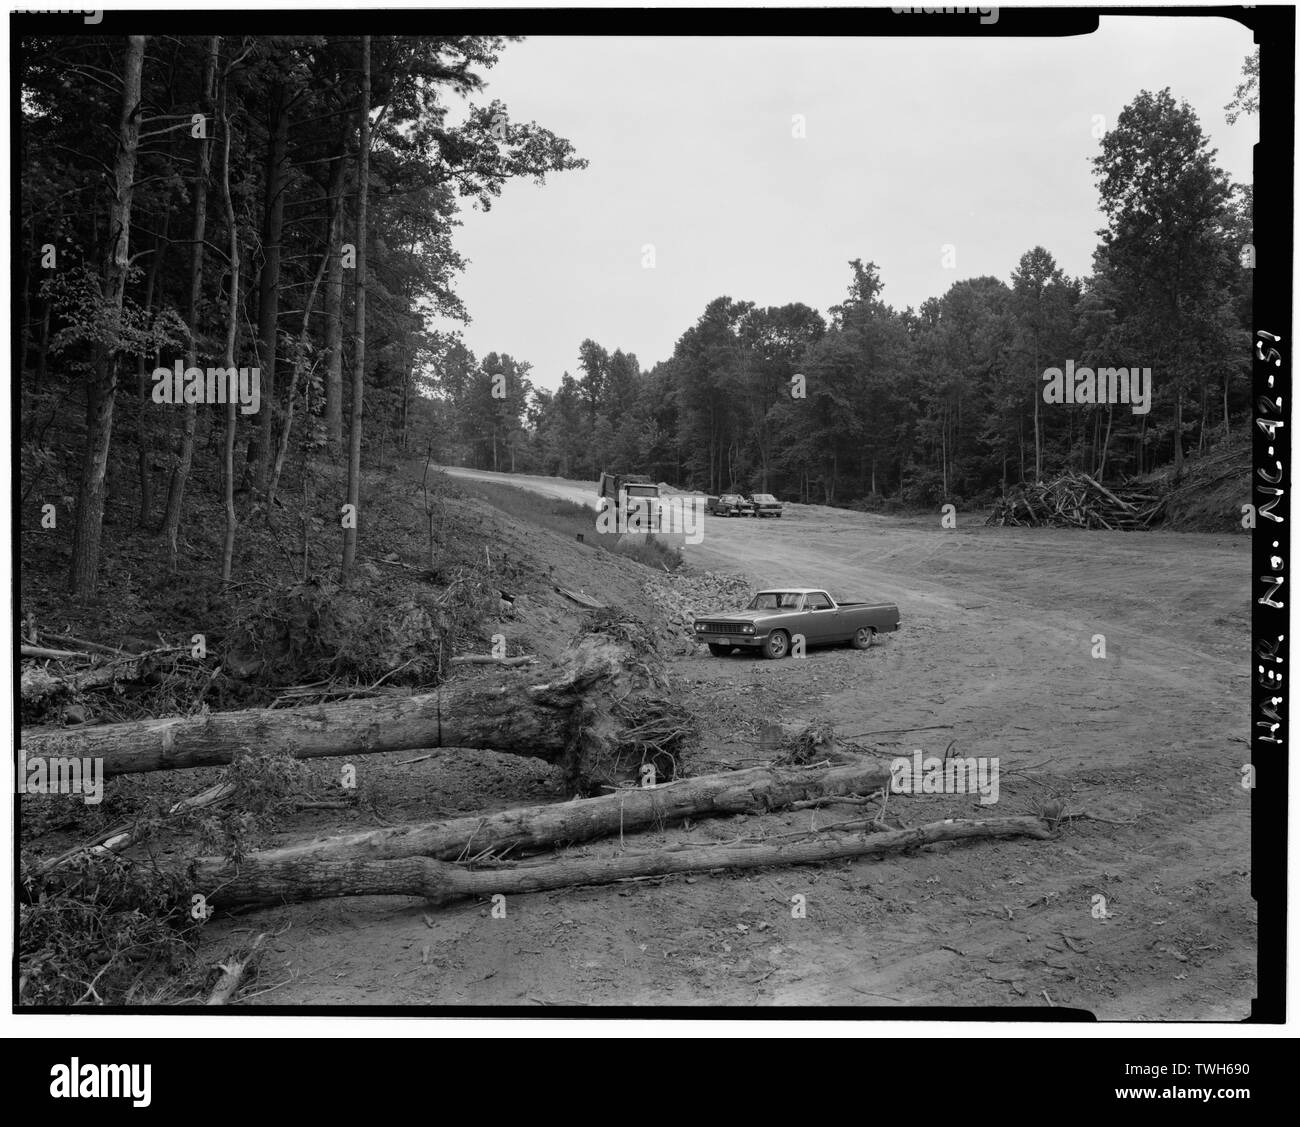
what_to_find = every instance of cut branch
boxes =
[197,816,1053,908]
[206,933,267,1005]
[32,781,237,878]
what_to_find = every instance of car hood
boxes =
[696,608,798,622]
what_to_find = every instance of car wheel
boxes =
[852,626,876,650]
[762,630,790,660]
[707,643,733,657]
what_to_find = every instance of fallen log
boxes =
[21,636,669,784]
[189,759,895,880]
[21,646,96,663]
[20,661,135,723]
[39,633,129,656]
[555,586,605,609]
[21,647,196,722]
[1078,472,1136,512]
[196,816,1053,907]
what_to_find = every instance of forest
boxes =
[14,28,1269,1018]
[431,70,1257,509]
[19,34,585,599]
[19,36,1256,605]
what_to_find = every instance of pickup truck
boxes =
[692,587,901,659]
[707,493,753,517]
[749,493,783,518]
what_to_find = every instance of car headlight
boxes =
[694,623,704,632]
[742,625,755,634]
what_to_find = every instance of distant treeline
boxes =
[429,85,1254,507]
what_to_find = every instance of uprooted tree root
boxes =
[773,719,839,766]
[22,633,692,791]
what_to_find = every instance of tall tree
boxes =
[218,55,243,583]
[249,70,294,489]
[1010,247,1074,482]
[340,34,369,585]
[160,35,219,566]
[322,134,350,454]
[1092,89,1235,474]
[68,35,145,597]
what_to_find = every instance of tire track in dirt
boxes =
[675,503,1250,1016]
[416,470,1252,1016]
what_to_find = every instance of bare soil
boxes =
[205,469,1253,1016]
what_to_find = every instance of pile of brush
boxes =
[987,471,1166,530]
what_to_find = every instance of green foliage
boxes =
[612,536,682,572]
[19,855,196,1007]
[43,264,188,373]
[1225,47,1259,125]
[224,576,457,687]
[189,750,309,864]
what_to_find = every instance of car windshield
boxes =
[747,592,803,610]
[625,486,657,497]
[753,494,775,503]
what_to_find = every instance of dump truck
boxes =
[598,472,661,517]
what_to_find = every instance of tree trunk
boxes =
[22,637,635,778]
[35,293,52,384]
[1197,382,1208,454]
[219,78,240,582]
[266,197,334,511]
[400,341,412,452]
[194,759,895,878]
[20,221,32,371]
[160,36,218,565]
[195,816,1053,908]
[1097,403,1114,481]
[1172,389,1185,474]
[300,380,314,580]
[940,417,948,497]
[322,146,349,455]
[134,214,170,528]
[68,35,145,598]
[341,38,369,585]
[250,82,291,490]
[1032,332,1041,482]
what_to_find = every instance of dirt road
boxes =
[441,465,601,507]
[430,468,1255,1016]
[230,468,1252,1016]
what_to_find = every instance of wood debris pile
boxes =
[987,472,1166,530]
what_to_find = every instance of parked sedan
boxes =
[693,588,901,659]
[707,493,754,517]
[749,493,783,518]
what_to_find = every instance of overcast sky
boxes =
[430,17,1257,391]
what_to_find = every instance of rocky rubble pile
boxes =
[641,571,752,652]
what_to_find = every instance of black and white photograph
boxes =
[8,1,1292,1062]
